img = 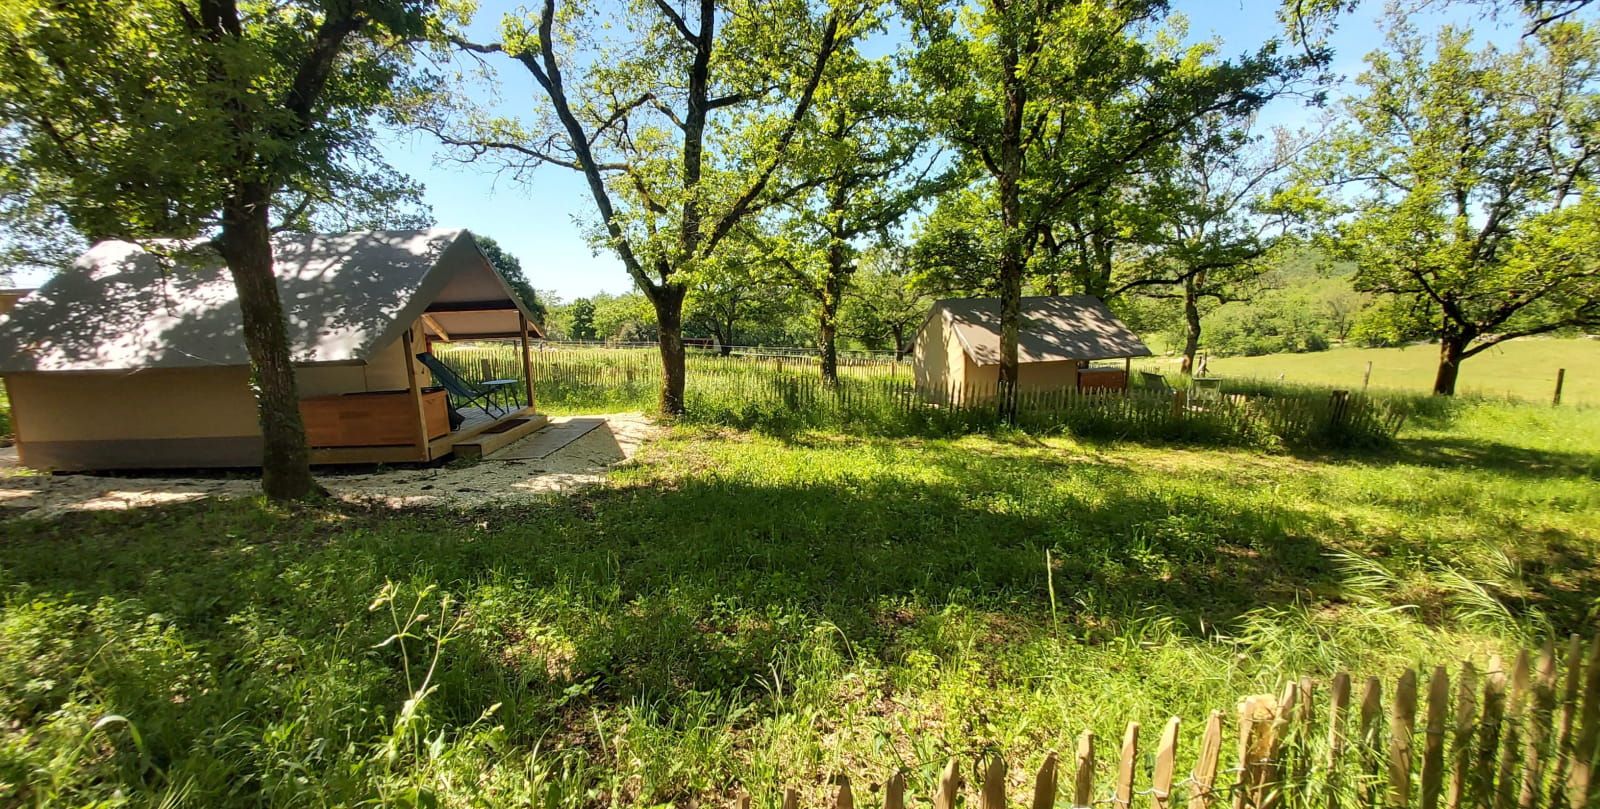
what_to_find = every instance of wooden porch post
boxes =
[1124,357,1131,390]
[402,327,430,460]
[519,312,535,411]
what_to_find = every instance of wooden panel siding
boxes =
[300,389,449,448]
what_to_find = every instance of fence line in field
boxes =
[529,338,904,362]
[432,343,1406,445]
[744,635,1599,809]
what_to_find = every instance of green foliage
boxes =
[909,185,1003,296]
[1,399,1596,805]
[1183,249,1374,356]
[1306,17,1600,391]
[566,299,598,341]
[686,248,813,350]
[590,292,658,343]
[839,246,935,355]
[0,0,434,243]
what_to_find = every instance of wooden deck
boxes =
[307,405,546,466]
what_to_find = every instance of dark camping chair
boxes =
[415,352,518,419]
[1140,371,1174,392]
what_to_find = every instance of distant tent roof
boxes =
[0,228,543,373]
[929,295,1153,366]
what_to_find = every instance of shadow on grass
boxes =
[1298,435,1600,480]
[1,434,1595,806]
[0,465,1336,696]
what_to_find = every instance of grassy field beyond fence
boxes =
[435,343,1407,448]
[1148,338,1600,406]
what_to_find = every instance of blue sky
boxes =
[381,0,1518,302]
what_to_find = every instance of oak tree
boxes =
[432,0,863,414]
[906,0,1299,413]
[1310,20,1600,394]
[0,0,437,499]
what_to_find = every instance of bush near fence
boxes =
[743,635,1599,809]
[433,344,1407,449]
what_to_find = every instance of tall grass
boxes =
[435,343,1407,448]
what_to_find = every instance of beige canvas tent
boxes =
[0,229,548,470]
[912,295,1153,401]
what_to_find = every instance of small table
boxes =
[480,379,521,417]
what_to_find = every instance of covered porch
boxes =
[303,283,548,465]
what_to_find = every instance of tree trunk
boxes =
[890,324,907,360]
[995,45,1026,420]
[1086,207,1114,299]
[1179,275,1202,376]
[215,181,318,501]
[819,256,845,385]
[652,283,689,415]
[818,309,839,385]
[1433,330,1470,396]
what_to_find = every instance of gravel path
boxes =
[0,412,660,518]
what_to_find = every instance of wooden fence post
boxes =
[885,773,906,809]
[1154,718,1181,809]
[1420,667,1449,809]
[1118,722,1141,808]
[1389,670,1418,809]
[1495,651,1532,809]
[1237,697,1262,809]
[1327,672,1352,809]
[1359,678,1384,809]
[934,759,961,809]
[1363,362,1373,390]
[1569,635,1600,808]
[1329,390,1352,430]
[1553,368,1565,406]
[982,757,1006,809]
[1194,711,1224,809]
[1033,753,1058,809]
[1076,732,1097,808]
[1519,641,1559,809]
[1446,662,1478,809]
[1548,635,1583,809]
[1477,656,1508,806]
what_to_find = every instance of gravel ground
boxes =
[0,412,660,519]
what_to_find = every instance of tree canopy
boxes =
[1306,18,1600,394]
[0,0,440,499]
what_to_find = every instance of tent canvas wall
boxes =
[0,228,547,470]
[911,295,1153,400]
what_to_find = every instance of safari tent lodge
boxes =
[0,229,547,471]
[911,295,1153,402]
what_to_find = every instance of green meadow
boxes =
[1,397,1596,807]
[1148,338,1600,405]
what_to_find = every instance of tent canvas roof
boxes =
[932,295,1153,366]
[0,228,541,373]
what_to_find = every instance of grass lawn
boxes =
[1142,337,1600,405]
[0,402,1597,807]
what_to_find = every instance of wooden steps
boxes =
[449,413,549,460]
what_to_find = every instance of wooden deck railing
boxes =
[739,636,1598,809]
